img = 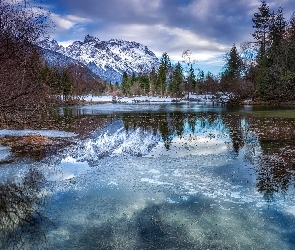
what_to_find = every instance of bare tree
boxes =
[0,0,50,63]
[0,0,52,124]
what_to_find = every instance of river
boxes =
[1,103,295,249]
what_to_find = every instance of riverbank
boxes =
[242,99,295,106]
[73,94,295,106]
[75,93,231,105]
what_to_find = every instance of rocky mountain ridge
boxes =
[38,35,159,83]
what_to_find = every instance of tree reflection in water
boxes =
[2,109,294,248]
[121,111,295,201]
[249,118,295,201]
[0,168,52,249]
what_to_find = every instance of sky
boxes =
[38,0,294,75]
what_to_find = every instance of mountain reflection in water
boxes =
[1,104,295,249]
[120,110,295,200]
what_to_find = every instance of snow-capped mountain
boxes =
[41,48,78,67]
[38,35,159,83]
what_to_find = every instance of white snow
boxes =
[82,95,113,102]
[0,129,76,138]
[81,93,230,104]
[39,36,159,83]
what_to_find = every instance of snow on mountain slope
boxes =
[38,35,159,83]
[41,48,78,67]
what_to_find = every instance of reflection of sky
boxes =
[46,149,295,249]
[147,117,230,158]
[0,108,292,249]
[58,103,226,115]
[0,145,10,162]
[46,175,294,250]
[146,134,229,158]
[48,156,90,181]
[2,105,295,248]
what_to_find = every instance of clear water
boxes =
[1,103,295,249]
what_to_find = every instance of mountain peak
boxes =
[84,34,100,44]
[38,36,159,83]
[38,38,64,52]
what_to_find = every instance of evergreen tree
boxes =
[196,69,205,94]
[286,13,295,71]
[61,69,73,101]
[157,52,171,96]
[121,71,129,96]
[130,72,136,86]
[252,0,272,56]
[278,12,295,100]
[187,64,197,93]
[169,62,183,97]
[203,72,216,93]
[138,75,149,95]
[254,5,293,100]
[269,7,286,47]
[252,1,275,99]
[221,44,244,92]
[149,67,157,95]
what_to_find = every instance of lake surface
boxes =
[1,103,295,249]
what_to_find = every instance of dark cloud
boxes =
[39,0,295,73]
[47,0,294,41]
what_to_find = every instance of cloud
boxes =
[66,15,91,23]
[50,13,75,30]
[40,0,295,74]
[48,12,93,42]
[88,22,228,71]
[50,13,92,31]
[59,0,254,45]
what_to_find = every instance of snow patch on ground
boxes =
[81,93,230,104]
[0,129,76,138]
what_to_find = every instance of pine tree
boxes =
[121,71,129,96]
[130,72,136,86]
[269,7,286,47]
[220,44,244,92]
[187,65,197,93]
[224,44,243,79]
[254,6,292,100]
[139,75,149,95]
[220,44,249,100]
[252,0,272,57]
[61,69,73,101]
[169,62,183,97]
[196,69,205,94]
[252,1,274,99]
[157,52,171,96]
[286,13,295,70]
[204,72,215,93]
[149,67,157,95]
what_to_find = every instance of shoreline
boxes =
[66,95,295,106]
